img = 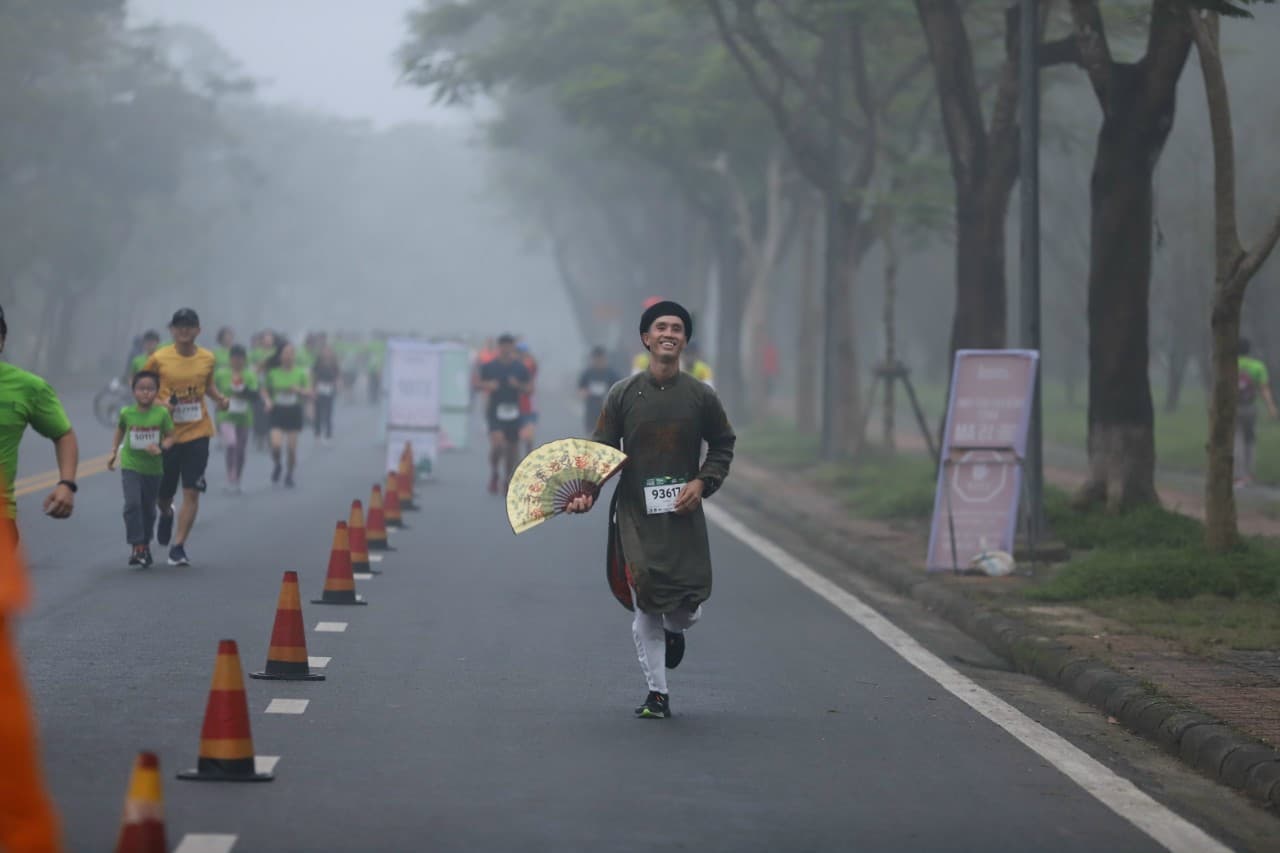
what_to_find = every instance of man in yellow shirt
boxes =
[144,309,229,566]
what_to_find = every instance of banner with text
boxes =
[385,339,441,471]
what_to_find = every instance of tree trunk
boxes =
[714,222,747,422]
[1076,64,1182,510]
[950,187,1010,352]
[795,207,820,433]
[838,204,863,456]
[1164,346,1189,413]
[1205,292,1244,549]
[881,210,899,450]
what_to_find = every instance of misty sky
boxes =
[128,0,434,127]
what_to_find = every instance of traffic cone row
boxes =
[115,441,428,843]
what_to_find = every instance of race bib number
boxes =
[587,381,609,397]
[644,478,687,515]
[129,427,160,450]
[228,397,249,415]
[495,403,521,422]
[172,400,203,423]
[275,392,299,406]
[316,382,335,396]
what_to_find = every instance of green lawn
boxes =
[911,379,1280,485]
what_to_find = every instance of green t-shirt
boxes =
[1239,356,1269,406]
[117,405,174,476]
[366,341,386,372]
[0,363,72,516]
[213,347,232,370]
[266,366,310,405]
[296,348,316,371]
[249,347,273,371]
[130,353,150,376]
[214,367,259,426]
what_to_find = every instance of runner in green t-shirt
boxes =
[366,337,386,405]
[260,343,313,488]
[129,330,163,380]
[107,370,175,566]
[213,327,235,370]
[1236,339,1279,487]
[0,306,78,520]
[214,345,259,494]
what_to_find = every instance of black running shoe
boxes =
[167,545,190,566]
[156,513,174,547]
[141,547,155,568]
[634,691,670,719]
[128,546,145,567]
[271,461,282,483]
[665,630,685,670]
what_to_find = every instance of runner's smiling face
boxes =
[132,375,158,407]
[642,316,687,364]
[170,323,199,347]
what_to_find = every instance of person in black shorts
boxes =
[578,345,621,436]
[260,342,313,488]
[479,334,533,494]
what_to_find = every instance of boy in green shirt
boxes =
[107,371,175,566]
[1236,338,1279,487]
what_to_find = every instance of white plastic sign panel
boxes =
[386,339,441,429]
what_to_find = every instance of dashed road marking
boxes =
[369,554,384,563]
[256,755,280,774]
[308,656,331,669]
[315,622,347,632]
[706,504,1236,853]
[265,699,309,715]
[353,572,374,581]
[174,834,236,853]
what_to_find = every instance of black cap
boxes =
[171,308,200,327]
[639,300,693,342]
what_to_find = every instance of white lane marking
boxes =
[308,656,331,669]
[705,504,1235,853]
[255,755,280,774]
[369,554,384,563]
[265,698,309,714]
[174,835,237,853]
[353,572,374,580]
[315,622,347,632]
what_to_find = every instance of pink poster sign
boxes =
[926,350,1039,571]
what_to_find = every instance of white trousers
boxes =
[631,592,701,695]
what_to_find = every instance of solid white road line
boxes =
[308,656,331,669]
[315,622,347,632]
[265,699,309,714]
[255,755,280,774]
[174,834,236,853]
[706,504,1235,853]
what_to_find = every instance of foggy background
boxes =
[4,0,1279,426]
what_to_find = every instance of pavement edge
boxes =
[719,466,1280,812]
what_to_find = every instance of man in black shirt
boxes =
[578,345,621,436]
[479,333,533,494]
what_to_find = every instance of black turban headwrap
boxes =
[639,300,693,345]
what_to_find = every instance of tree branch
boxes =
[1068,0,1114,102]
[1240,213,1280,284]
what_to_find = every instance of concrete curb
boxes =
[720,468,1280,810]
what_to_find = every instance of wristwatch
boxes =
[56,479,78,493]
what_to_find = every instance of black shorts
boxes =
[488,416,521,442]
[270,404,305,432]
[160,437,210,498]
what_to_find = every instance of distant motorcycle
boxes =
[93,377,131,430]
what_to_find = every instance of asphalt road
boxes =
[10,397,1259,852]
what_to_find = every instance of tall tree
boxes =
[1185,0,1280,550]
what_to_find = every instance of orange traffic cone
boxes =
[177,640,273,782]
[251,571,324,681]
[312,521,366,606]
[347,500,379,574]
[397,456,418,511]
[366,485,394,552]
[383,472,407,529]
[114,751,167,853]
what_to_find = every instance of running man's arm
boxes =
[45,430,78,518]
[1263,382,1279,419]
[694,390,736,498]
[107,423,125,470]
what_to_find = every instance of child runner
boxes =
[215,344,259,494]
[261,342,312,488]
[107,371,176,567]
